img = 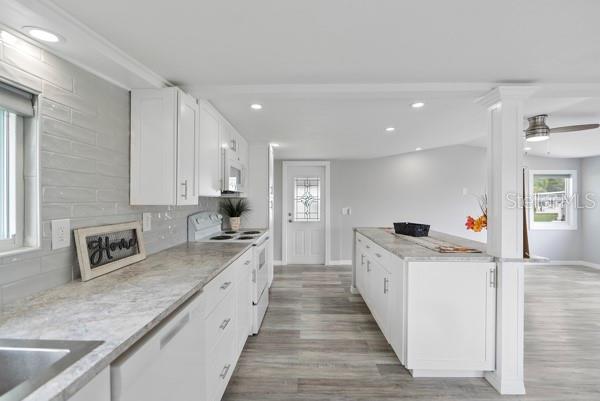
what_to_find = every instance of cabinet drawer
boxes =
[207,326,236,401]
[203,263,237,315]
[205,289,236,354]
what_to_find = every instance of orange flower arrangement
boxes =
[466,194,487,232]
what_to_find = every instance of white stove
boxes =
[187,211,271,335]
[187,212,266,243]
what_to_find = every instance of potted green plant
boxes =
[219,198,251,231]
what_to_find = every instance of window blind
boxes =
[0,82,34,117]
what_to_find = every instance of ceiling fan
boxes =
[525,114,600,142]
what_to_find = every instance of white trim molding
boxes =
[281,161,331,266]
[328,260,352,266]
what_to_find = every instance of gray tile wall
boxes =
[0,33,218,308]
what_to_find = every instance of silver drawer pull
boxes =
[375,253,382,258]
[252,270,257,283]
[219,318,231,330]
[159,313,190,349]
[366,261,371,272]
[219,364,231,379]
[244,260,251,265]
[220,281,232,290]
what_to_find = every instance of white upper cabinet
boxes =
[198,101,222,197]
[130,87,199,205]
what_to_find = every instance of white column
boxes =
[478,86,537,395]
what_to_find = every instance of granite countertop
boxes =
[355,227,495,262]
[0,241,253,401]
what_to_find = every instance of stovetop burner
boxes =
[224,231,238,234]
[237,236,256,240]
[242,231,261,235]
[210,235,234,240]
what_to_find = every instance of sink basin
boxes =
[0,339,103,401]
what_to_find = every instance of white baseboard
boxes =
[273,260,283,266]
[328,259,352,266]
[527,260,600,270]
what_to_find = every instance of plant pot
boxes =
[229,217,241,231]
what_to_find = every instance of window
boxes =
[0,82,37,254]
[529,170,578,230]
[294,177,320,222]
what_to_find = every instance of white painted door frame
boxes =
[281,161,331,265]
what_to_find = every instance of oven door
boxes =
[252,236,269,304]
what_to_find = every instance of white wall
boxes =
[244,143,269,229]
[0,32,216,308]
[582,156,600,265]
[524,155,582,261]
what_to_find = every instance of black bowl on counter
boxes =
[393,222,430,237]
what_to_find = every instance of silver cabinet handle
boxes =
[489,268,496,288]
[219,318,231,330]
[220,281,232,290]
[360,255,365,265]
[375,253,382,258]
[366,261,371,272]
[252,270,256,283]
[181,180,188,199]
[159,313,190,349]
[244,260,251,265]
[384,277,389,294]
[219,364,231,379]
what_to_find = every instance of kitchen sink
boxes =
[0,339,103,401]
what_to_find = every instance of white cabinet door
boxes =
[389,261,406,365]
[198,102,222,197]
[176,91,199,205]
[68,367,110,401]
[406,262,496,371]
[130,88,178,205]
[369,259,390,341]
[355,243,367,295]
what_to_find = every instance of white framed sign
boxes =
[74,221,146,281]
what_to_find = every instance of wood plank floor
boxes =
[223,264,600,401]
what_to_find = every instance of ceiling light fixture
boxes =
[415,147,423,151]
[524,146,532,151]
[385,127,395,132]
[411,102,425,109]
[524,115,550,142]
[0,31,18,45]
[250,103,263,110]
[23,27,63,43]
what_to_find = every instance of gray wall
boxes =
[0,33,214,309]
[525,155,583,261]
[582,156,600,264]
[274,146,489,261]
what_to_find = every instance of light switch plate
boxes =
[342,207,352,216]
[51,219,70,250]
[142,212,152,231]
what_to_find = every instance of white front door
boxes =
[285,165,326,264]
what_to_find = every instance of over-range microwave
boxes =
[222,149,246,193]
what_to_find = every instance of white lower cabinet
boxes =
[68,367,110,401]
[354,232,496,377]
[111,248,254,401]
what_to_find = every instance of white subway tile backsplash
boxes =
[0,33,215,309]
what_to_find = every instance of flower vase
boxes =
[230,217,241,231]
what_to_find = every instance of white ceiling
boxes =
[5,0,600,159]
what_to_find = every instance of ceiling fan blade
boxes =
[550,124,600,133]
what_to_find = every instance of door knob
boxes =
[288,219,292,223]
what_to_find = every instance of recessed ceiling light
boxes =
[0,31,18,45]
[250,103,263,110]
[23,26,63,43]
[415,147,423,151]
[385,127,395,132]
[411,102,425,109]
[524,146,532,151]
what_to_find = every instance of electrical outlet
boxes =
[143,213,152,232]
[342,207,352,216]
[51,219,70,250]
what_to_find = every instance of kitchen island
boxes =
[353,227,496,378]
